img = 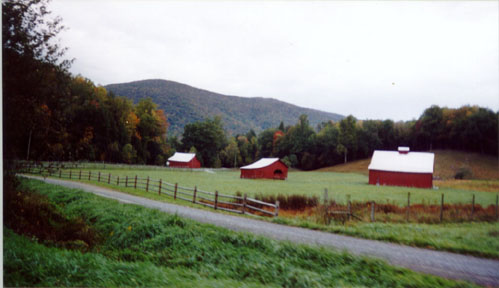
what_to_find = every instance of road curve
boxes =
[22,175,499,287]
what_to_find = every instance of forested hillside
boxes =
[105,79,344,135]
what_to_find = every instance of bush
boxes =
[454,167,473,179]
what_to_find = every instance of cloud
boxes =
[52,1,498,121]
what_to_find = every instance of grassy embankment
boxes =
[4,177,476,287]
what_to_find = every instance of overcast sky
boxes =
[51,1,498,121]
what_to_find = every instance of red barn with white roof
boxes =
[240,158,288,180]
[167,152,201,168]
[368,147,434,188]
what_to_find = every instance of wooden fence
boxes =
[322,189,499,223]
[19,164,279,218]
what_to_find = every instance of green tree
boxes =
[182,117,226,167]
[220,137,240,168]
[418,105,443,150]
[257,128,277,157]
[315,122,341,166]
[3,0,72,160]
[133,98,169,164]
[277,114,315,167]
[338,115,357,163]
[122,143,137,164]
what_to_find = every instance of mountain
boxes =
[105,79,344,136]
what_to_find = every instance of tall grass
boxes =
[4,178,475,287]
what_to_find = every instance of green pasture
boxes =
[55,166,499,207]
[274,218,499,259]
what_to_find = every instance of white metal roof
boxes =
[368,150,434,174]
[167,152,196,163]
[398,146,410,152]
[240,158,281,170]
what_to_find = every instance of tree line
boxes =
[3,0,497,169]
[3,0,169,165]
[169,105,497,170]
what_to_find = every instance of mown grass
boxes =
[55,167,498,207]
[4,177,476,287]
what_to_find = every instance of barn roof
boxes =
[240,158,283,170]
[168,152,196,163]
[368,150,434,174]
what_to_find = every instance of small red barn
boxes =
[167,152,201,168]
[368,147,434,188]
[240,158,288,180]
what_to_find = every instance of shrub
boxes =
[454,167,473,179]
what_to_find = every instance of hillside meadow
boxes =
[319,150,499,181]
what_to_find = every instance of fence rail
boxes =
[17,164,279,218]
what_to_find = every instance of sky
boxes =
[50,1,499,121]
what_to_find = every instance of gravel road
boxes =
[22,175,499,287]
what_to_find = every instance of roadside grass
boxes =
[53,167,499,207]
[272,217,499,259]
[4,177,476,288]
[4,230,268,288]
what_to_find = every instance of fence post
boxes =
[471,194,475,220]
[347,194,351,221]
[79,170,82,180]
[371,201,375,222]
[215,190,218,210]
[440,193,444,222]
[88,171,91,181]
[243,193,247,214]
[69,170,72,179]
[98,172,101,182]
[158,179,162,195]
[324,188,328,206]
[275,200,280,217]
[125,176,128,187]
[146,177,150,192]
[406,192,410,222]
[108,173,111,184]
[174,183,177,199]
[59,170,62,178]
[134,175,137,189]
[193,186,197,203]
[117,176,120,186]
[495,194,498,221]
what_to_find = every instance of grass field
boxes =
[33,166,499,258]
[4,177,476,287]
[55,167,499,207]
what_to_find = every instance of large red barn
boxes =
[167,152,201,168]
[240,158,288,180]
[368,147,434,189]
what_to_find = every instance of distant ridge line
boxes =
[105,79,344,136]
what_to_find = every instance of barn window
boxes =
[274,169,283,176]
